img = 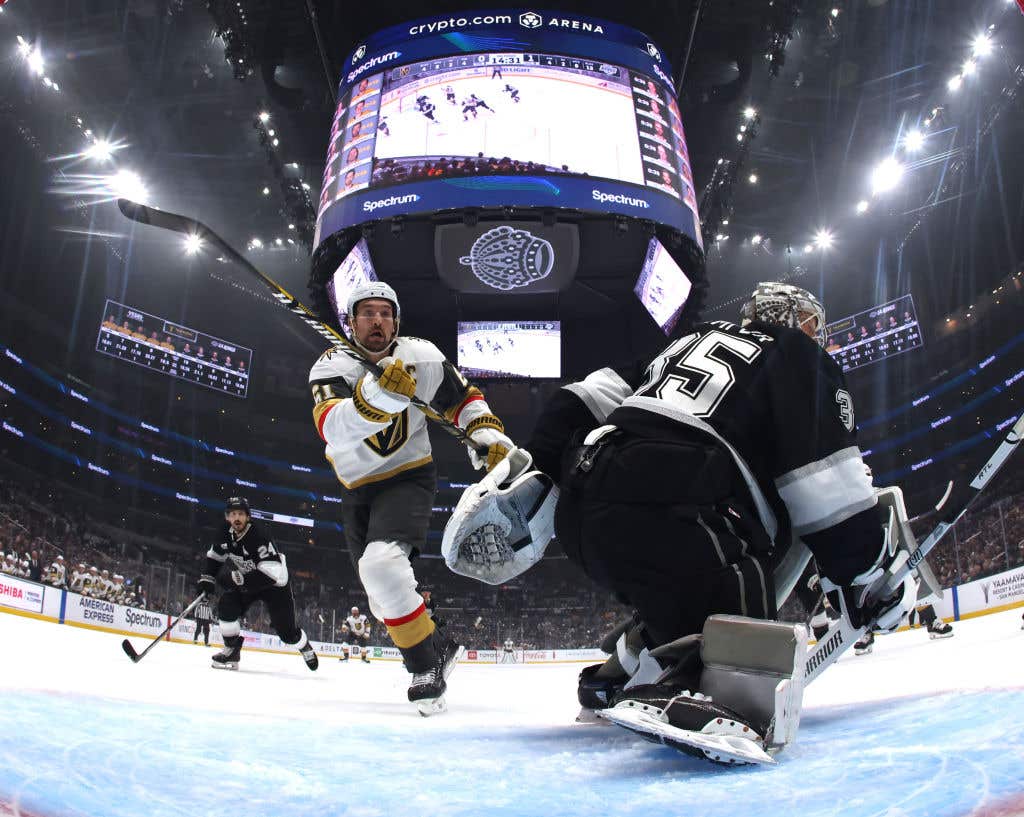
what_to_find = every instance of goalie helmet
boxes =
[740,282,827,347]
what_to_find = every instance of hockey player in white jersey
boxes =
[46,555,67,588]
[344,606,372,663]
[460,281,916,763]
[69,563,87,593]
[308,281,521,714]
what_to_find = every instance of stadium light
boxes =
[743,106,757,120]
[903,130,925,153]
[258,111,270,123]
[962,59,977,76]
[26,47,45,76]
[947,74,963,91]
[972,35,993,58]
[856,200,869,214]
[109,170,147,203]
[871,157,904,195]
[748,173,758,184]
[751,234,763,245]
[85,140,114,162]
[803,243,813,253]
[183,234,203,255]
[262,186,270,195]
[814,229,834,250]
[249,238,263,249]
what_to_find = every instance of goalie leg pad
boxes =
[603,615,807,763]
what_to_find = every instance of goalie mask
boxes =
[442,462,559,586]
[740,282,827,347]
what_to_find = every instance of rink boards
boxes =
[5,560,1024,658]
[0,574,607,663]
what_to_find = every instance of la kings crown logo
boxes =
[459,226,555,291]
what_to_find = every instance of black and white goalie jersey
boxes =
[529,320,881,584]
[204,522,289,594]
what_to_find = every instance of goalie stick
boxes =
[115,198,486,456]
[122,592,207,663]
[805,412,1024,684]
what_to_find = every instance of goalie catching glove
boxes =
[353,357,416,422]
[442,452,557,585]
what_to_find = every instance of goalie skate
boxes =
[598,702,775,766]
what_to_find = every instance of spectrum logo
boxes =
[363,193,420,213]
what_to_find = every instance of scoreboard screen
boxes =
[95,300,252,398]
[825,293,923,373]
[313,11,701,247]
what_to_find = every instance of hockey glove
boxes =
[217,566,246,590]
[466,415,516,472]
[820,544,916,633]
[353,359,415,421]
[197,574,217,597]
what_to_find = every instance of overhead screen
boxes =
[824,293,923,373]
[96,300,252,397]
[315,11,700,248]
[457,321,561,378]
[325,238,379,329]
[634,237,692,334]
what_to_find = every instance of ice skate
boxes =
[853,631,874,655]
[299,640,319,671]
[927,619,953,639]
[600,684,774,766]
[211,636,242,670]
[408,636,463,717]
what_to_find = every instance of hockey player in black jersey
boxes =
[198,497,319,671]
[518,281,916,762]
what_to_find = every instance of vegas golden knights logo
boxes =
[364,409,409,457]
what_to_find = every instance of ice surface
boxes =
[2,608,1023,817]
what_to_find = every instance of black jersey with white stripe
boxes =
[204,522,289,591]
[529,320,882,584]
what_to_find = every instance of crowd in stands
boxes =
[3,461,1022,649]
[371,154,574,186]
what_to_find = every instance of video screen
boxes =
[457,321,561,379]
[634,238,692,335]
[824,293,923,373]
[96,300,252,397]
[316,51,699,241]
[326,238,379,330]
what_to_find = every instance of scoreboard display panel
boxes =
[825,294,923,373]
[95,300,252,398]
[314,11,701,247]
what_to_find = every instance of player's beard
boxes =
[359,327,392,353]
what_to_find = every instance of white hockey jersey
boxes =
[345,613,370,636]
[309,337,499,489]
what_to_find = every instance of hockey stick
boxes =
[115,199,487,456]
[805,412,1024,684]
[121,593,207,663]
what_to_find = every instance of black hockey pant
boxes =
[555,429,776,647]
[217,585,302,644]
[193,621,210,643]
